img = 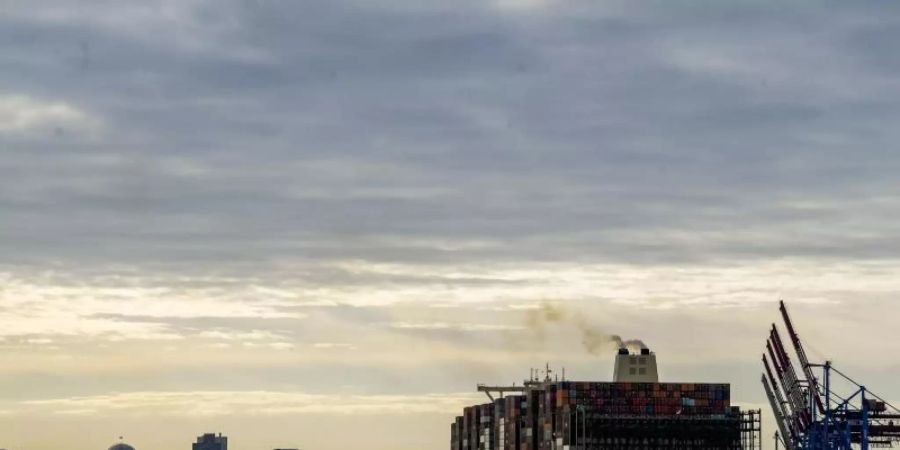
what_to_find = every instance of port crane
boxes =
[762,301,900,450]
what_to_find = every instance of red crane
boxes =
[780,301,826,415]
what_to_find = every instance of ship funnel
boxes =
[613,348,659,383]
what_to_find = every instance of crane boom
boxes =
[765,354,797,441]
[764,373,794,450]
[772,328,811,430]
[780,300,826,415]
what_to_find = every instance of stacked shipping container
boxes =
[452,416,463,450]
[501,395,524,450]
[479,403,495,450]
[548,382,730,416]
[452,382,742,450]
[463,406,476,450]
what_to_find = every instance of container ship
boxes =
[451,348,761,450]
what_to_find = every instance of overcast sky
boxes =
[3,1,900,449]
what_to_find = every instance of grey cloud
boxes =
[4,0,900,335]
[5,0,900,273]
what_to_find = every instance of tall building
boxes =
[193,433,227,450]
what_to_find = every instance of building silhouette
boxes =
[108,439,136,450]
[193,433,227,450]
[109,445,136,450]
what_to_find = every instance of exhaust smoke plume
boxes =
[525,302,647,354]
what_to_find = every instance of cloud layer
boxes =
[4,1,900,449]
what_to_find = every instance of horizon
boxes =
[4,1,900,449]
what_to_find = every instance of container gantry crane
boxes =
[762,301,900,450]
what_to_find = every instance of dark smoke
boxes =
[524,303,566,339]
[524,302,647,354]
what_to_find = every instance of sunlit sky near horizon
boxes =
[4,1,900,449]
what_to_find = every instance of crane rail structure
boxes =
[761,301,900,450]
